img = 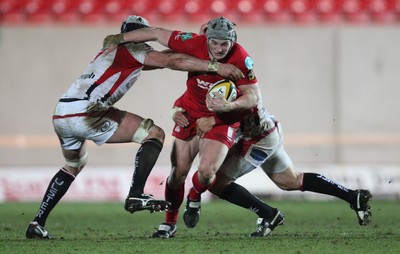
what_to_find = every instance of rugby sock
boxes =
[33,168,75,227]
[219,182,277,218]
[128,138,163,197]
[188,171,215,201]
[165,180,184,225]
[301,173,354,203]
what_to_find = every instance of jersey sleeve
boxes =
[231,44,258,86]
[168,31,201,55]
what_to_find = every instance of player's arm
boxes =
[103,27,173,54]
[142,49,174,70]
[196,108,252,134]
[144,51,244,81]
[206,83,259,113]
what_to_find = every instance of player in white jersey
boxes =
[194,81,372,236]
[25,15,244,239]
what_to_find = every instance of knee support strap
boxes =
[132,118,154,143]
[65,152,88,169]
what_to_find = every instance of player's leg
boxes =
[210,145,284,237]
[264,123,372,225]
[189,138,228,197]
[26,142,88,239]
[183,138,229,228]
[152,137,199,238]
[107,112,168,213]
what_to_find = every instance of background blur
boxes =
[1,0,400,201]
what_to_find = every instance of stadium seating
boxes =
[1,0,400,25]
[0,0,25,24]
[262,0,291,23]
[368,0,397,23]
[51,0,80,24]
[289,0,317,23]
[182,0,210,23]
[233,0,265,23]
[315,0,342,23]
[341,0,369,23]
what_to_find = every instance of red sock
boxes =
[188,171,216,201]
[164,178,184,225]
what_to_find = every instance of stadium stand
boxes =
[1,0,399,25]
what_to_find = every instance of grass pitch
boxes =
[1,200,399,254]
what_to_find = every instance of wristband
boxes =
[208,61,219,72]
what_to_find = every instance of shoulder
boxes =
[228,44,257,84]
[231,43,252,58]
[169,32,206,56]
[122,42,153,64]
[124,42,153,53]
[170,31,204,44]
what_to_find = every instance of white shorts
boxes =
[52,100,125,150]
[217,122,293,181]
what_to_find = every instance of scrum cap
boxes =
[206,16,237,43]
[121,15,150,33]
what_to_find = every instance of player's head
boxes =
[121,15,150,33]
[206,16,237,43]
[205,16,237,60]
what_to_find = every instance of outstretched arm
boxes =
[103,27,173,54]
[144,51,244,82]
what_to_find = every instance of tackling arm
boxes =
[144,51,244,81]
[103,27,173,54]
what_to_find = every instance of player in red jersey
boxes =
[103,16,282,238]
[25,15,244,239]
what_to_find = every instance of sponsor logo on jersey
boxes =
[79,72,95,80]
[101,120,111,132]
[247,69,255,81]
[196,78,214,90]
[176,32,194,41]
[244,56,253,70]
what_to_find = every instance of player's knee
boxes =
[275,173,302,191]
[132,118,161,143]
[147,124,165,143]
[64,152,88,176]
[168,170,188,188]
[197,168,215,185]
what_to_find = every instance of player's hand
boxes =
[196,116,215,137]
[217,63,244,82]
[102,34,124,55]
[171,108,189,127]
[206,93,232,113]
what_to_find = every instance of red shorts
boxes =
[172,121,237,149]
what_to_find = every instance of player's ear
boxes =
[199,24,208,35]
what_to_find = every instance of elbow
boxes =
[250,95,259,108]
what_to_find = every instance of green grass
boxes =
[1,200,399,254]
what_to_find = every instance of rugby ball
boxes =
[208,79,237,102]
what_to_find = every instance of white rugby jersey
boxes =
[60,42,153,106]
